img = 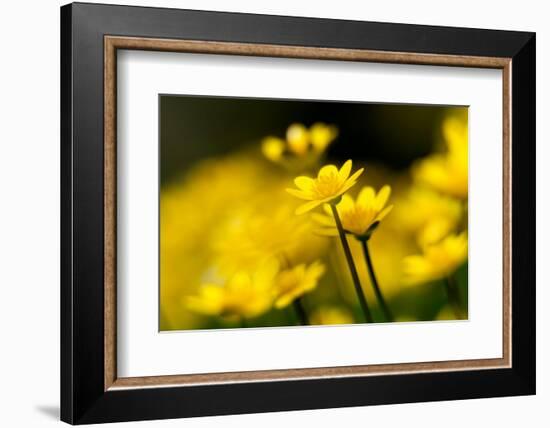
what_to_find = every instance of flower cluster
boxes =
[262,123,338,171]
[161,112,469,331]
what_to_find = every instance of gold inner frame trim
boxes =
[104,35,512,391]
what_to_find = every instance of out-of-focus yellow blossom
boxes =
[390,187,462,247]
[261,122,338,163]
[402,232,468,285]
[413,115,468,199]
[262,137,286,161]
[313,185,393,239]
[185,258,279,320]
[286,123,310,155]
[310,306,354,325]
[160,153,287,330]
[309,123,338,152]
[286,159,364,214]
[272,261,326,309]
[212,200,329,274]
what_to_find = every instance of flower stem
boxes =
[293,298,309,325]
[360,240,394,322]
[330,204,373,323]
[444,275,463,319]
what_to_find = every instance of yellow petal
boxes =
[318,164,339,179]
[374,185,391,210]
[314,228,339,237]
[339,177,361,195]
[337,194,355,212]
[294,176,315,191]
[345,168,364,184]
[286,188,313,200]
[375,204,393,222]
[307,261,326,278]
[357,186,375,207]
[296,200,323,215]
[323,203,333,216]
[311,213,336,227]
[338,160,352,181]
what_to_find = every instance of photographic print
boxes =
[160,95,468,331]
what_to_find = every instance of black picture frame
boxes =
[61,2,535,424]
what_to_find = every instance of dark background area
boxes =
[160,95,462,186]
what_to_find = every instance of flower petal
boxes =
[338,160,352,181]
[357,186,375,208]
[374,185,392,210]
[286,188,313,200]
[318,164,339,179]
[311,212,336,227]
[294,176,315,191]
[345,167,364,184]
[375,204,394,222]
[337,194,355,212]
[296,200,323,215]
[339,178,361,195]
[314,228,339,237]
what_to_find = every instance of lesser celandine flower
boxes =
[185,258,279,322]
[286,159,364,215]
[272,261,325,309]
[391,187,463,247]
[313,185,395,321]
[287,160,373,322]
[403,232,468,319]
[313,186,394,239]
[212,204,328,275]
[402,232,468,285]
[161,154,276,330]
[309,123,338,152]
[412,116,468,199]
[261,122,338,164]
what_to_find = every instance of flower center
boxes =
[313,173,341,198]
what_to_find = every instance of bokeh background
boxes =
[160,95,468,331]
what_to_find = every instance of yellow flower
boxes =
[309,123,338,152]
[272,261,326,309]
[412,115,468,199]
[261,122,338,163]
[313,185,393,238]
[286,159,364,214]
[261,137,286,161]
[286,123,310,155]
[185,258,279,320]
[160,154,276,330]
[310,306,354,325]
[402,233,468,285]
[212,203,328,274]
[390,187,463,247]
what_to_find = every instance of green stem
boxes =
[360,240,394,322]
[330,204,373,323]
[293,298,309,325]
[444,275,463,319]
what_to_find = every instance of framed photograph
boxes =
[60,2,535,424]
